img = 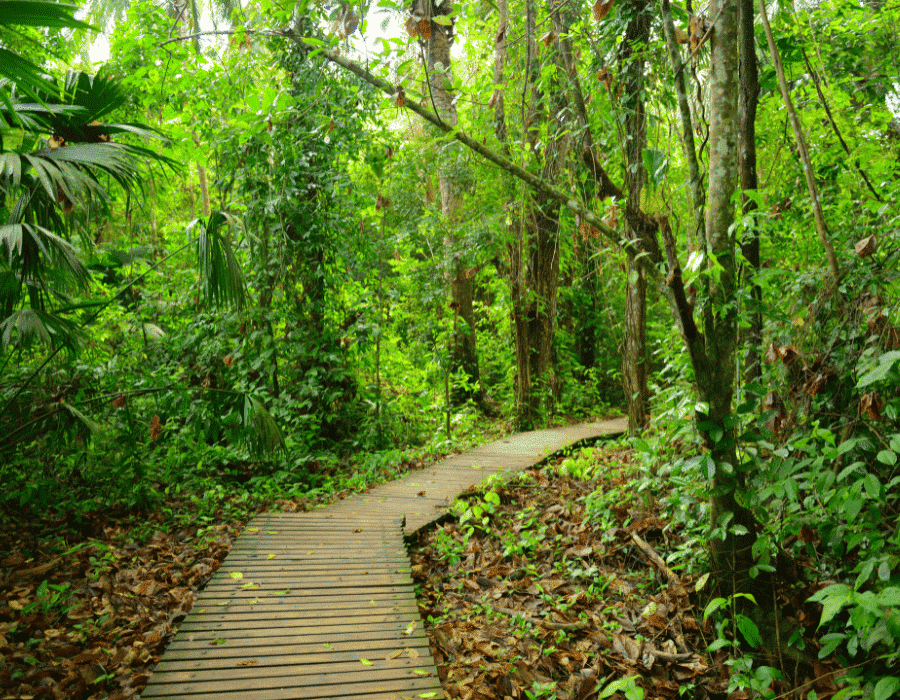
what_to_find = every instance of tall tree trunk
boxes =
[661,0,705,250]
[413,0,481,402]
[508,0,571,428]
[621,2,652,435]
[701,0,759,600]
[738,0,762,385]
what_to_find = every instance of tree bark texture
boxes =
[738,0,762,385]
[620,2,652,435]
[702,0,759,600]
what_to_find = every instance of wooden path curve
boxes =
[141,419,626,700]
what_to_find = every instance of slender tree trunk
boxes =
[738,0,762,385]
[702,0,759,600]
[758,0,840,281]
[661,0,705,250]
[507,0,571,428]
[621,2,652,435]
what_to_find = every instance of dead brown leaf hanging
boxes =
[593,0,614,21]
[149,415,161,442]
[858,392,884,421]
[689,15,712,52]
[394,86,406,108]
[405,16,419,37]
[765,341,781,364]
[418,18,432,40]
[854,234,877,257]
[778,344,800,367]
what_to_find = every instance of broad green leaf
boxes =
[874,676,900,700]
[703,597,728,622]
[735,613,761,648]
[229,572,243,580]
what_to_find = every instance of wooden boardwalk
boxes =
[141,419,626,700]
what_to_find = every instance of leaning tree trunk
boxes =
[413,0,481,402]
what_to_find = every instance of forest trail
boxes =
[140,419,627,700]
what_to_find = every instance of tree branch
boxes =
[291,36,664,284]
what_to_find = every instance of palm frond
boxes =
[192,211,248,310]
[0,221,91,289]
[242,395,286,457]
[0,307,82,354]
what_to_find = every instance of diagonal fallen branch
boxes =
[629,530,688,598]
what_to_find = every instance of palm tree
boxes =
[1,1,175,351]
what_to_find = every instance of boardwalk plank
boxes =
[142,419,625,700]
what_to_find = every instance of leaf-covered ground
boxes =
[0,454,437,700]
[1,440,842,700]
[409,447,841,700]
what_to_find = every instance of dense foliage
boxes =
[1,0,899,697]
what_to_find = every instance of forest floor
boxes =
[408,446,843,700]
[0,431,840,700]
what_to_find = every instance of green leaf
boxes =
[876,587,900,606]
[432,15,454,25]
[857,351,900,388]
[735,613,761,648]
[701,454,715,479]
[193,211,248,310]
[876,450,897,466]
[599,675,642,699]
[874,676,900,700]
[810,584,852,628]
[703,597,728,622]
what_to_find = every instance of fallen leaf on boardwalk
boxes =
[387,649,403,659]
[324,643,335,649]
[361,658,373,665]
[229,571,243,580]
[470,465,483,469]
[248,597,259,605]
[269,589,290,595]
[418,693,438,698]
[246,527,258,532]
[267,554,276,560]
[237,660,258,666]
[407,648,420,659]
[210,638,226,645]
[267,530,278,534]
[240,582,258,590]
[371,600,377,606]
[403,621,416,634]
[413,669,430,675]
